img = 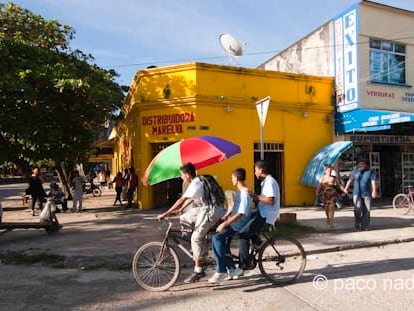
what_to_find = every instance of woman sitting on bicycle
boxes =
[209,168,253,285]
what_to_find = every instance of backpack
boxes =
[198,175,226,208]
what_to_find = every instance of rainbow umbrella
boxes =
[142,136,241,186]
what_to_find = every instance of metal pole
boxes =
[260,103,264,160]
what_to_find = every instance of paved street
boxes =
[0,242,413,311]
[0,183,413,310]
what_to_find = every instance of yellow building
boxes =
[113,62,334,209]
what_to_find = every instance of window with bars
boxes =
[369,38,406,85]
[253,142,284,152]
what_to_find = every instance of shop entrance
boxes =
[373,145,401,197]
[150,143,182,209]
[253,142,284,205]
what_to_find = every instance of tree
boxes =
[0,3,127,190]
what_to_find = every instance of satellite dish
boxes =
[219,33,244,56]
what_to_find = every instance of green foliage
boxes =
[270,222,316,236]
[0,2,127,167]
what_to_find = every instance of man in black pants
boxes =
[27,167,46,216]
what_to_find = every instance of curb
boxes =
[305,236,414,256]
[1,236,414,271]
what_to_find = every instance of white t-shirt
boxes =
[258,174,280,225]
[182,177,205,206]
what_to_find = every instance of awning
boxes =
[335,108,414,134]
[301,141,353,187]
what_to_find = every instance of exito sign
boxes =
[142,112,195,135]
[334,4,359,113]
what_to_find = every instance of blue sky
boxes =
[9,0,414,86]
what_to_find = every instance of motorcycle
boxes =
[83,180,102,197]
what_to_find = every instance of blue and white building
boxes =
[260,0,414,197]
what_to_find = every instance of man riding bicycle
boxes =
[238,160,280,270]
[157,162,225,283]
[209,168,253,284]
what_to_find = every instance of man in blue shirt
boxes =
[344,158,378,231]
[209,168,252,285]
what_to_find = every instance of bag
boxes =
[198,175,226,209]
[39,205,51,222]
[39,198,56,222]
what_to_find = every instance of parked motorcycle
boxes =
[83,181,102,197]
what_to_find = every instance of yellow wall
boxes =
[117,62,334,208]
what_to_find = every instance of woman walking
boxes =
[113,172,124,207]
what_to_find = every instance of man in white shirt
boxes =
[238,160,280,270]
[157,162,224,283]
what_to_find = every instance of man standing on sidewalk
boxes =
[344,158,378,231]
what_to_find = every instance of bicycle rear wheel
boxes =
[132,241,180,291]
[258,236,306,285]
[392,193,412,215]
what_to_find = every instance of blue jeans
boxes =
[212,226,236,273]
[238,212,266,269]
[353,195,371,230]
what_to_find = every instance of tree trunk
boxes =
[55,163,73,200]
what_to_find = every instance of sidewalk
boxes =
[1,189,413,270]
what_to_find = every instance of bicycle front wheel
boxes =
[392,193,412,215]
[132,241,180,291]
[258,236,306,285]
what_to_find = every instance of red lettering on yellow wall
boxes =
[144,112,194,135]
[152,124,183,135]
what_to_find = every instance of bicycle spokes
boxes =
[258,237,306,285]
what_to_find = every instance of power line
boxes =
[103,35,414,70]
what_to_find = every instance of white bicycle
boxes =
[392,185,414,215]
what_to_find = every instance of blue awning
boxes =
[335,108,414,134]
[301,141,353,186]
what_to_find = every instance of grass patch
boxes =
[271,222,316,236]
[0,251,65,268]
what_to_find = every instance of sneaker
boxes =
[228,267,244,278]
[208,272,226,285]
[184,271,206,284]
[224,273,234,281]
